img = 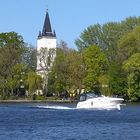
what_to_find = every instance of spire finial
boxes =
[41,7,56,37]
[46,5,48,12]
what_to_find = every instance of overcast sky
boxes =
[0,0,140,49]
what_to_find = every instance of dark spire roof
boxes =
[39,9,56,38]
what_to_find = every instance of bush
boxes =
[32,95,46,100]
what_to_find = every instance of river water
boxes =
[0,102,140,140]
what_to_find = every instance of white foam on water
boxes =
[36,105,124,110]
[36,105,76,110]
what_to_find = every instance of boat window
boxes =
[79,92,100,101]
[80,95,86,101]
[86,93,97,99]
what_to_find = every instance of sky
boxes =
[0,0,140,49]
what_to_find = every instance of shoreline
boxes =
[0,100,139,104]
[0,99,77,103]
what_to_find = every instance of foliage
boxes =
[123,53,140,100]
[108,61,127,96]
[0,32,25,96]
[66,50,86,92]
[118,25,140,100]
[75,17,140,50]
[75,16,140,100]
[22,44,37,71]
[83,45,108,92]
[48,41,70,93]
[1,17,140,101]
[37,47,56,95]
[26,71,43,94]
[48,41,86,94]
[98,74,110,96]
[0,32,38,98]
[6,64,26,91]
[118,26,140,62]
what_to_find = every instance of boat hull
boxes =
[76,97,124,110]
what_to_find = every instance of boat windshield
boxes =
[79,92,98,101]
[86,93,97,99]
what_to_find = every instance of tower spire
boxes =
[41,9,54,37]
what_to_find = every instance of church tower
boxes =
[36,10,56,76]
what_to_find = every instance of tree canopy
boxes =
[0,32,41,99]
[1,16,140,101]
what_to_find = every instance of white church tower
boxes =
[37,9,56,76]
[36,10,56,95]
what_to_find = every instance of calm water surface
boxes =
[0,102,140,140]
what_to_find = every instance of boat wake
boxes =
[36,105,123,111]
[36,105,75,110]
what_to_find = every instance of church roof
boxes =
[38,10,56,38]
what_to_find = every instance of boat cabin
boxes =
[79,92,99,101]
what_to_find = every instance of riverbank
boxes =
[0,99,77,103]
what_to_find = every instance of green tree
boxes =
[48,41,70,94]
[66,50,86,93]
[22,44,37,71]
[37,47,56,95]
[75,16,140,96]
[108,61,127,96]
[26,71,43,95]
[83,45,108,92]
[116,25,140,96]
[0,32,25,97]
[123,53,140,101]
[75,17,140,53]
[48,40,86,95]
[6,64,26,95]
[118,25,140,62]
[75,22,123,60]
[75,24,102,51]
[121,16,140,33]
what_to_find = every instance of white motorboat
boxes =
[76,92,124,110]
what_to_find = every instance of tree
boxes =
[0,32,25,97]
[123,53,140,101]
[75,17,140,51]
[118,25,140,62]
[121,16,140,33]
[6,64,26,96]
[115,25,140,96]
[66,50,86,94]
[75,16,140,96]
[75,22,122,61]
[26,71,43,95]
[22,44,37,71]
[75,24,102,51]
[83,45,108,92]
[48,41,70,94]
[48,40,86,95]
[108,61,127,96]
[37,47,56,95]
